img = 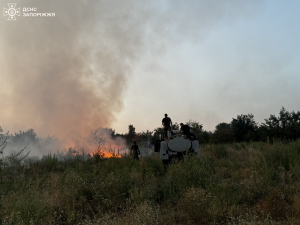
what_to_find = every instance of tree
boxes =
[0,126,7,167]
[186,120,203,138]
[286,110,300,140]
[198,130,211,144]
[171,122,180,130]
[0,126,28,223]
[261,107,300,141]
[231,114,258,142]
[128,124,136,136]
[216,123,231,130]
[10,129,38,144]
[126,124,136,144]
[0,127,5,225]
[211,123,234,144]
[136,130,153,141]
[151,127,164,144]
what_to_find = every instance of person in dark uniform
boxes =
[162,114,172,140]
[179,123,196,140]
[131,141,140,161]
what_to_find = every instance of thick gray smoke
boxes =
[0,0,151,138]
[0,0,263,147]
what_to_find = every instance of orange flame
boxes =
[93,149,121,158]
[93,142,122,158]
[64,141,124,158]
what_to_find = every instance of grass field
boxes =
[2,141,300,224]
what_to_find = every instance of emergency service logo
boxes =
[3,3,20,20]
[3,3,55,20]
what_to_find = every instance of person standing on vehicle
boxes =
[131,141,140,161]
[162,114,172,140]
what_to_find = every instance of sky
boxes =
[112,0,300,134]
[1,0,300,139]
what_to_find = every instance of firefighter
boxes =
[162,113,172,139]
[179,123,196,140]
[131,141,140,161]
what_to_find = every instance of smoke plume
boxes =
[0,0,150,138]
[0,0,263,143]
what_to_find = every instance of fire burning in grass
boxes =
[69,147,121,158]
[64,127,127,158]
[66,145,123,159]
[93,148,121,158]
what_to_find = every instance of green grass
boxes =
[2,141,300,224]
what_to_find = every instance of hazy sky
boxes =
[1,0,300,138]
[112,0,300,133]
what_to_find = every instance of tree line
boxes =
[2,107,300,149]
[116,107,300,145]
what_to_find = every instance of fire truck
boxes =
[154,130,200,164]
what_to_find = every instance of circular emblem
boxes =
[8,8,16,16]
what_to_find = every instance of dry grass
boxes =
[2,141,300,224]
